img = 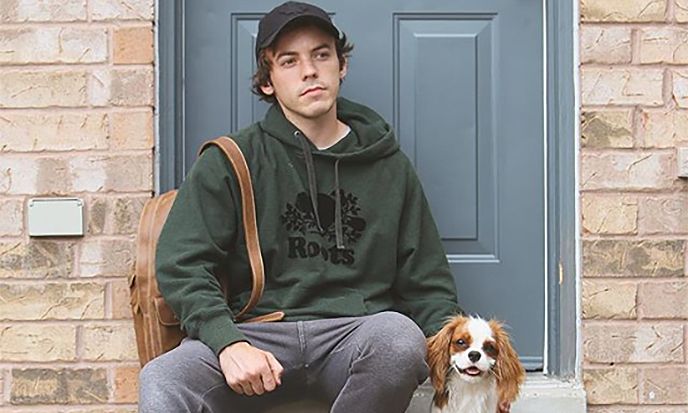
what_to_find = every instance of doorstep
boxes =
[408,373,587,413]
[266,373,588,413]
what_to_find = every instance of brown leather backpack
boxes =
[129,136,284,367]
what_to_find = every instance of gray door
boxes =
[181,0,544,368]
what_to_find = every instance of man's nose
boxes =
[468,351,481,363]
[301,58,318,79]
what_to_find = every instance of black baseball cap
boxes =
[256,1,339,61]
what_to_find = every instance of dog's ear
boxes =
[489,320,525,404]
[426,318,457,408]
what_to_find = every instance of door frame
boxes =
[156,0,578,378]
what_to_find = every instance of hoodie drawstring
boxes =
[296,131,323,233]
[295,131,346,250]
[334,158,344,249]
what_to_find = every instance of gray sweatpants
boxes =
[138,311,429,413]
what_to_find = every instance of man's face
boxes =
[260,24,346,124]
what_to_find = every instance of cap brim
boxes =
[258,15,339,52]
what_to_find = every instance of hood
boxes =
[259,97,399,250]
[259,97,399,162]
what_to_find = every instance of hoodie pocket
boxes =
[232,287,368,318]
[309,290,368,317]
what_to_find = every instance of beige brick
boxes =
[111,68,155,106]
[90,0,154,21]
[638,280,688,318]
[583,239,684,277]
[639,27,688,64]
[3,153,153,195]
[110,110,154,150]
[0,70,88,108]
[0,112,109,152]
[581,26,632,64]
[110,278,133,319]
[88,68,111,106]
[583,324,683,363]
[89,68,154,107]
[34,157,71,195]
[0,240,75,279]
[676,0,688,22]
[582,194,638,234]
[581,152,674,190]
[11,368,107,404]
[114,366,139,403]
[584,367,638,404]
[114,26,153,64]
[71,153,153,192]
[641,367,688,404]
[581,110,633,148]
[88,195,148,235]
[0,0,87,22]
[100,153,153,191]
[0,282,104,321]
[672,69,688,108]
[581,68,664,106]
[81,323,138,361]
[79,239,135,278]
[0,27,106,65]
[638,108,688,147]
[0,198,23,236]
[638,195,688,234]
[0,325,75,362]
[583,280,637,319]
[581,0,666,22]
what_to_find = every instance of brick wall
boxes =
[580,0,688,411]
[0,0,154,411]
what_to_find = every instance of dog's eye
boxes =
[456,339,466,346]
[484,343,497,356]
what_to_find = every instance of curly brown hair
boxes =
[252,20,354,104]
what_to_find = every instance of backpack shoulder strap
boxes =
[199,136,264,321]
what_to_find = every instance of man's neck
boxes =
[283,106,349,150]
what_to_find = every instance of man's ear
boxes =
[260,81,274,96]
[339,58,348,80]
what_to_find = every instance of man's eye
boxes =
[280,58,296,67]
[315,52,330,60]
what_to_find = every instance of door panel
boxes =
[183,0,544,368]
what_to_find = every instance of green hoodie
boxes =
[156,97,461,355]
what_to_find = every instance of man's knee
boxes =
[138,339,221,410]
[139,357,170,409]
[360,312,428,377]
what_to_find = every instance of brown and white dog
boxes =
[426,315,525,413]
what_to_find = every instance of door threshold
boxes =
[409,373,587,413]
[265,372,588,413]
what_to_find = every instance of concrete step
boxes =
[264,375,587,413]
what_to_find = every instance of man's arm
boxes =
[156,145,245,352]
[155,145,282,394]
[392,163,462,336]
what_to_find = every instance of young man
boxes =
[139,2,465,412]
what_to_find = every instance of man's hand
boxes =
[498,400,511,413]
[218,341,284,396]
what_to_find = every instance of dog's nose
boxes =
[468,351,481,362]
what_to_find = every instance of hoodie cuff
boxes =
[198,315,249,356]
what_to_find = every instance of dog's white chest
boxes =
[431,376,498,413]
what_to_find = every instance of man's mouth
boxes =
[301,86,324,96]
